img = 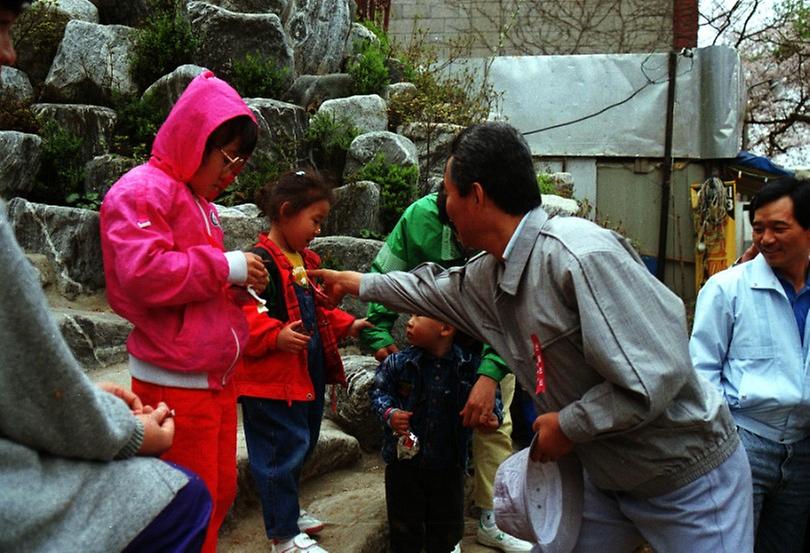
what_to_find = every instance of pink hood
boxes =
[151,70,256,182]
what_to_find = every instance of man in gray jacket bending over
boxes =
[311,122,753,552]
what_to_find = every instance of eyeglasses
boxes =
[220,149,247,173]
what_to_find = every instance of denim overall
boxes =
[241,281,326,540]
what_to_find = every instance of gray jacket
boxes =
[361,207,738,497]
[0,202,188,553]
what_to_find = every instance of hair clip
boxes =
[295,170,306,176]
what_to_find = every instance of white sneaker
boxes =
[297,510,325,534]
[273,532,329,553]
[476,523,533,552]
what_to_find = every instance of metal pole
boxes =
[656,50,677,281]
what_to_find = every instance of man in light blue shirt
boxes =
[690,176,810,553]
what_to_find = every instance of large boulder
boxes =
[0,132,42,197]
[187,2,293,88]
[317,95,387,134]
[301,418,362,480]
[0,67,34,104]
[55,0,99,22]
[322,181,381,237]
[31,103,117,164]
[343,130,419,180]
[43,20,137,105]
[284,73,355,111]
[310,235,381,273]
[309,235,382,318]
[204,0,289,16]
[84,154,136,199]
[286,0,352,75]
[541,194,580,217]
[326,355,383,452]
[7,198,103,299]
[53,308,132,369]
[88,0,148,26]
[245,98,308,169]
[141,64,207,119]
[217,203,268,252]
[398,122,463,182]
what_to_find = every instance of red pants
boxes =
[133,378,237,553]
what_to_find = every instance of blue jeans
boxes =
[738,426,810,553]
[572,442,754,553]
[241,281,326,541]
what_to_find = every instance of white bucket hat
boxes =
[494,437,584,553]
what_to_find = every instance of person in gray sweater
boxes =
[310,122,755,553]
[0,197,213,552]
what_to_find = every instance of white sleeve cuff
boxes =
[225,251,247,284]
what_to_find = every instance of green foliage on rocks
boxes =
[352,153,418,233]
[130,0,198,92]
[230,52,290,100]
[347,20,391,95]
[305,112,360,185]
[218,153,291,207]
[10,0,69,92]
[110,92,168,162]
[28,120,85,206]
[387,30,498,130]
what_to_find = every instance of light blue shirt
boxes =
[690,254,810,444]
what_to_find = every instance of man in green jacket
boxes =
[362,190,532,552]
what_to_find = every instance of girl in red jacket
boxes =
[236,170,370,553]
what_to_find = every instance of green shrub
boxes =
[218,154,291,207]
[306,112,360,157]
[130,0,198,92]
[353,153,418,233]
[110,92,168,161]
[387,31,498,129]
[231,52,290,99]
[537,173,557,195]
[11,0,69,91]
[347,40,390,95]
[27,120,85,206]
[66,191,102,211]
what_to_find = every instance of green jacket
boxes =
[361,193,510,381]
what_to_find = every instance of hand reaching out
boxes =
[306,269,363,305]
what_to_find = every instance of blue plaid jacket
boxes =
[370,344,501,469]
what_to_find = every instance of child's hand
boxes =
[389,409,412,435]
[244,252,269,293]
[478,413,501,433]
[347,318,374,338]
[276,320,311,353]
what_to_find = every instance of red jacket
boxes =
[235,235,354,402]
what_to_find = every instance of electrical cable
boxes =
[521,52,695,137]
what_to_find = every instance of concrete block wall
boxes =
[387,0,677,57]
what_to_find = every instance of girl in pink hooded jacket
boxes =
[100,71,269,553]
